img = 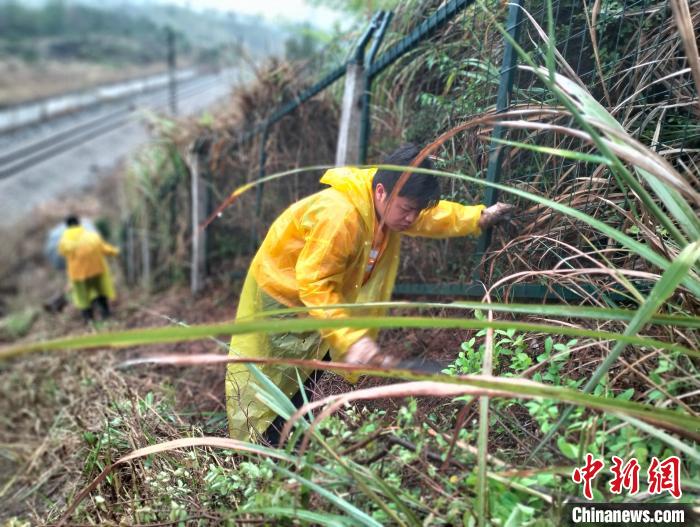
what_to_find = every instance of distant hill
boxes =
[0,0,284,66]
[77,0,285,54]
[0,0,288,105]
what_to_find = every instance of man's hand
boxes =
[345,336,382,365]
[478,202,515,230]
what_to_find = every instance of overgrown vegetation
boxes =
[1,0,699,525]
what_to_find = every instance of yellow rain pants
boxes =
[226,166,485,440]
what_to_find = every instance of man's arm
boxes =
[403,200,486,238]
[58,237,68,257]
[101,241,120,257]
[295,208,368,358]
[404,200,515,238]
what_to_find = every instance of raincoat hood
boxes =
[60,225,86,251]
[319,166,377,232]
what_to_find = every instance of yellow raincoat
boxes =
[58,225,119,309]
[226,166,485,440]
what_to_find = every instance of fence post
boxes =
[335,63,365,166]
[140,225,151,291]
[359,11,393,164]
[255,125,269,218]
[189,143,207,294]
[336,12,382,166]
[473,0,523,270]
[166,26,178,116]
[126,218,136,285]
[248,126,269,253]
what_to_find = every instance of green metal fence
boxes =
[201,0,698,302]
[201,0,483,282]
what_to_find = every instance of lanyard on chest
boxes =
[364,222,389,283]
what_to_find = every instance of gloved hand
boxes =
[345,336,382,365]
[478,202,516,230]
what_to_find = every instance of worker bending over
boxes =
[226,144,513,442]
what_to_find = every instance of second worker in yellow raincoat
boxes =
[226,143,514,442]
[58,215,120,322]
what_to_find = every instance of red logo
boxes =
[609,456,640,495]
[572,453,605,500]
[572,455,683,500]
[648,456,682,499]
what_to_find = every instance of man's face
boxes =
[373,183,423,232]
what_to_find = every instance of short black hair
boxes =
[65,215,80,227]
[373,143,440,210]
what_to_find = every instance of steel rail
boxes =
[0,74,226,180]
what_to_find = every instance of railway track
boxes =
[0,74,227,180]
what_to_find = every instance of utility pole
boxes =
[166,26,178,115]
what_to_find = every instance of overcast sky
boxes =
[171,0,344,26]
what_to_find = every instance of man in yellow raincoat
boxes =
[226,144,514,442]
[58,216,120,322]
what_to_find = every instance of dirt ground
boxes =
[0,157,480,523]
[0,270,474,524]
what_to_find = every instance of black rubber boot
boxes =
[262,353,329,447]
[95,296,111,319]
[81,307,94,323]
